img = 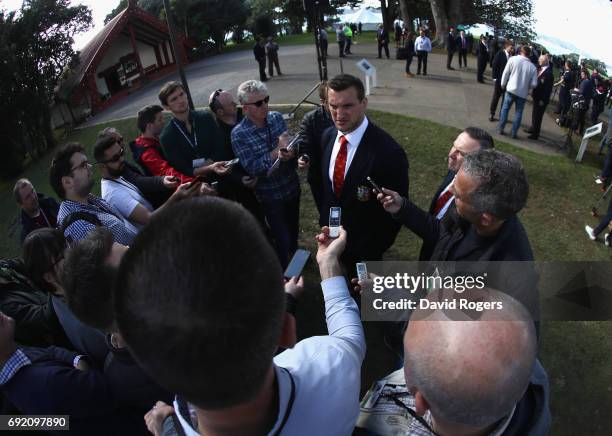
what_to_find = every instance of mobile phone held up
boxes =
[284,249,311,279]
[224,158,240,168]
[366,176,382,195]
[356,263,368,281]
[329,207,341,238]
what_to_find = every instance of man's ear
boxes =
[278,312,296,350]
[480,212,496,228]
[414,390,431,416]
[61,175,72,195]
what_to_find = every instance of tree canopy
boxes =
[0,0,92,178]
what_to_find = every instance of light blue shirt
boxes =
[174,276,366,435]
[414,36,432,52]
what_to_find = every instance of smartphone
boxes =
[299,154,310,163]
[329,207,341,238]
[224,158,240,168]
[366,176,382,194]
[188,175,205,188]
[211,181,219,190]
[356,263,368,281]
[284,249,311,279]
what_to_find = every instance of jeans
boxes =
[594,196,612,235]
[498,92,526,136]
[261,195,300,269]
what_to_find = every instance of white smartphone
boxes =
[224,158,240,168]
[356,263,368,281]
[329,207,341,238]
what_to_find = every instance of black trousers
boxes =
[416,51,428,74]
[378,42,389,58]
[490,80,504,116]
[257,58,267,81]
[477,56,487,81]
[530,99,548,138]
[320,40,328,58]
[458,49,467,67]
[446,50,455,68]
[405,54,414,73]
[338,41,345,57]
[557,87,570,115]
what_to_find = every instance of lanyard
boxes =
[107,177,140,195]
[173,117,198,150]
[384,393,439,435]
[38,209,51,227]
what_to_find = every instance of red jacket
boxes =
[133,136,195,184]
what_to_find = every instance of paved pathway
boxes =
[83,41,569,156]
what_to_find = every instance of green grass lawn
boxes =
[1,108,610,433]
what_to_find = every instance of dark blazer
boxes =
[298,106,335,188]
[2,346,148,435]
[377,29,389,43]
[477,41,489,60]
[419,170,456,261]
[456,35,468,51]
[533,66,554,105]
[319,121,409,263]
[491,50,509,80]
[19,194,59,243]
[446,32,457,51]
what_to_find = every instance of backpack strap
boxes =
[60,212,102,245]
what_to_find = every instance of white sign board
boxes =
[356,59,378,96]
[356,59,376,76]
[576,122,603,163]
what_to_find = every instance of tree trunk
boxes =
[380,0,390,33]
[398,0,414,32]
[429,0,448,47]
[447,0,463,27]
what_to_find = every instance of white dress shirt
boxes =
[175,276,367,436]
[328,116,369,191]
[414,36,432,52]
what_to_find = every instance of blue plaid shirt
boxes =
[231,111,300,202]
[0,349,31,385]
[57,194,136,245]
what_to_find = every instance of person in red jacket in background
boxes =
[131,105,219,187]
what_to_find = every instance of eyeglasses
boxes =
[70,160,91,173]
[244,95,270,107]
[97,147,124,165]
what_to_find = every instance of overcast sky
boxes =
[1,0,611,68]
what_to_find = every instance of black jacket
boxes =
[0,259,70,348]
[19,194,59,243]
[122,161,171,209]
[532,66,554,105]
[253,43,266,61]
[319,122,409,263]
[446,32,457,51]
[419,170,456,261]
[377,29,389,43]
[298,106,335,189]
[395,200,534,262]
[491,50,509,80]
[2,346,149,435]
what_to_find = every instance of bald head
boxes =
[538,55,549,67]
[209,90,237,122]
[404,289,536,428]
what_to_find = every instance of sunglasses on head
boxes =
[245,95,270,107]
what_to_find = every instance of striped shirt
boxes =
[0,349,31,385]
[57,194,136,245]
[231,111,300,202]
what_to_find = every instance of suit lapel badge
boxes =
[356,185,371,202]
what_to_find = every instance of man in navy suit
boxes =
[446,26,457,70]
[489,40,514,121]
[420,127,494,260]
[317,74,409,271]
[526,55,554,140]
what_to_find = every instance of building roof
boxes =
[57,3,188,98]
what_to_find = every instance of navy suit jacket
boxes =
[2,347,149,435]
[420,170,456,261]
[533,67,554,105]
[319,121,409,263]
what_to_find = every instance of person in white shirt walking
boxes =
[414,28,432,76]
[497,46,538,138]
